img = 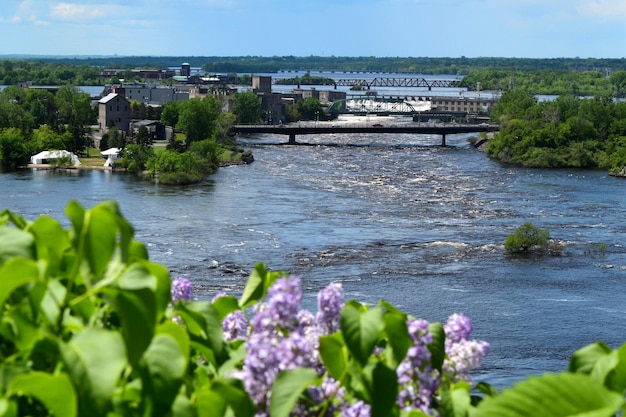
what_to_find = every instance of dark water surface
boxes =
[1,130,625,388]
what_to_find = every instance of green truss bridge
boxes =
[328,96,432,115]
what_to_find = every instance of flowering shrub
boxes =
[0,201,625,417]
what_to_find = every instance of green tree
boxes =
[32,125,65,151]
[490,89,537,123]
[134,125,152,146]
[232,91,264,124]
[0,128,32,171]
[177,96,221,146]
[54,85,94,153]
[504,222,551,252]
[297,97,324,120]
[610,70,626,98]
[102,127,126,149]
[160,100,183,128]
[119,144,155,173]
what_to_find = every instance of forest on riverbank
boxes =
[486,89,626,174]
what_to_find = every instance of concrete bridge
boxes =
[231,123,499,146]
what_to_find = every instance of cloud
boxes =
[50,2,121,20]
[577,0,626,19]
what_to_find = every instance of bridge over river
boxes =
[231,123,499,146]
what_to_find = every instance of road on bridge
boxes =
[231,122,499,146]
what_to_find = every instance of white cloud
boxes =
[50,2,121,20]
[577,0,626,19]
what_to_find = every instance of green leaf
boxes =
[569,341,612,374]
[269,368,318,417]
[197,389,227,417]
[157,321,190,364]
[5,309,39,352]
[59,328,126,416]
[365,361,398,417]
[210,378,255,417]
[212,295,240,321]
[9,372,77,417]
[29,215,69,276]
[0,258,40,308]
[440,381,471,417]
[384,311,410,368]
[319,332,347,380]
[140,333,187,416]
[103,285,156,367]
[0,227,35,267]
[175,301,226,367]
[474,373,624,417]
[428,322,446,372]
[341,304,384,367]
[238,263,282,308]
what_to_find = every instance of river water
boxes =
[1,125,625,389]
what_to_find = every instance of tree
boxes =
[54,85,94,154]
[490,89,537,123]
[0,128,32,171]
[177,96,221,146]
[160,100,183,128]
[134,125,152,146]
[232,92,264,124]
[297,97,324,120]
[102,127,126,149]
[504,222,550,252]
[32,125,65,151]
[119,144,154,173]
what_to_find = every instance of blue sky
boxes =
[1,0,626,58]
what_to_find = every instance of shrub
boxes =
[1,202,625,417]
[504,221,551,252]
[0,201,489,417]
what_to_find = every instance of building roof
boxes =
[99,93,119,104]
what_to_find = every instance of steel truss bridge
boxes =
[328,96,432,115]
[279,77,461,89]
[334,78,460,89]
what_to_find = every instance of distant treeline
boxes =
[4,56,626,96]
[4,55,626,75]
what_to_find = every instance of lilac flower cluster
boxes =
[443,313,490,383]
[202,276,488,417]
[241,277,344,415]
[316,282,343,334]
[396,319,439,414]
[171,277,193,302]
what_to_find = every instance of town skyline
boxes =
[2,0,626,59]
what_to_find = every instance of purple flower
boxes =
[444,313,473,344]
[342,401,371,417]
[223,311,248,341]
[171,277,193,302]
[315,282,344,334]
[396,318,440,414]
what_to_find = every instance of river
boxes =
[1,126,625,389]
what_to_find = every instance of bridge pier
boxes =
[441,134,446,146]
[288,133,297,144]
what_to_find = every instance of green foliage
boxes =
[504,222,551,252]
[176,97,221,146]
[0,128,32,171]
[118,144,155,173]
[1,202,626,416]
[297,97,325,120]
[274,72,336,86]
[487,90,626,172]
[141,138,219,184]
[231,92,265,124]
